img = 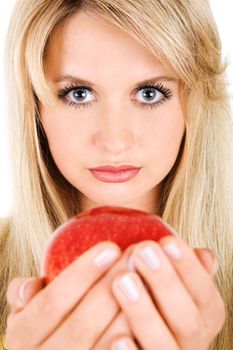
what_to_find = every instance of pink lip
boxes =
[89,166,141,183]
[90,165,139,172]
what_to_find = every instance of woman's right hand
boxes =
[6,241,135,350]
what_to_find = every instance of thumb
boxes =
[7,277,45,313]
[194,248,219,277]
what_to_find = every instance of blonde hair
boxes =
[1,0,233,348]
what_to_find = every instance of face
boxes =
[39,10,185,214]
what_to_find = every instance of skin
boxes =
[39,10,185,214]
[6,10,225,350]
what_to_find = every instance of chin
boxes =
[80,190,144,211]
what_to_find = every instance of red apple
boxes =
[40,206,176,283]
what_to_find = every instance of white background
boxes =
[0,1,233,217]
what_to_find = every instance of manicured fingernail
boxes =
[15,279,33,308]
[94,248,119,268]
[138,245,161,269]
[112,339,130,350]
[163,241,181,260]
[203,249,219,273]
[117,274,140,302]
[19,280,32,301]
[203,248,215,264]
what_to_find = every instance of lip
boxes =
[89,165,141,183]
[90,165,140,172]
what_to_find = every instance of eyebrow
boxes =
[53,74,178,87]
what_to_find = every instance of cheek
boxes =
[159,119,184,153]
[49,126,82,171]
[39,106,83,169]
[146,111,185,170]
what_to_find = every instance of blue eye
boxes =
[58,87,95,109]
[69,88,94,103]
[57,82,173,110]
[135,86,166,109]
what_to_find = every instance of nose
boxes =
[93,112,136,155]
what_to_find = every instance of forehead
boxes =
[45,11,176,82]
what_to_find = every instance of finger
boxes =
[194,248,219,276]
[129,241,203,349]
[111,336,139,350]
[92,311,132,349]
[157,236,222,311]
[128,239,224,348]
[7,278,29,306]
[7,278,45,313]
[94,248,218,350]
[159,237,225,340]
[41,245,136,349]
[9,242,121,348]
[112,271,179,350]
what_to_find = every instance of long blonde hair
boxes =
[1,0,233,348]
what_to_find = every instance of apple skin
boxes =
[40,206,176,284]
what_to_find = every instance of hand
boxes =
[7,241,219,350]
[6,241,133,350]
[108,236,225,350]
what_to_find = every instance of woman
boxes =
[1,0,233,349]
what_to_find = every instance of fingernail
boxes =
[138,245,161,270]
[19,280,30,300]
[17,279,32,306]
[94,248,119,268]
[163,241,182,260]
[203,249,219,273]
[203,248,215,264]
[117,274,140,302]
[112,339,130,350]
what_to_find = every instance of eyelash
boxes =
[57,82,173,110]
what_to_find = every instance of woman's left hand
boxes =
[109,236,226,350]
